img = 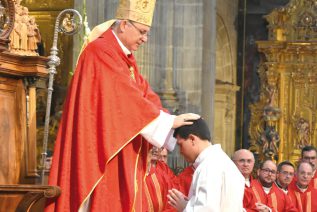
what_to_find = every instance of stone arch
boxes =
[216,14,234,84]
[214,13,239,155]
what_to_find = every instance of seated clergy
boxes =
[233,149,255,188]
[288,161,317,212]
[301,146,317,189]
[275,161,295,194]
[243,160,297,212]
[145,147,177,212]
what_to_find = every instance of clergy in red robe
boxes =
[45,1,200,211]
[144,147,176,212]
[288,161,317,212]
[301,146,317,189]
[176,165,195,196]
[232,149,255,188]
[243,160,297,212]
[162,165,194,212]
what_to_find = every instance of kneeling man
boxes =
[167,118,245,211]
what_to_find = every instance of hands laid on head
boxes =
[167,189,189,211]
[173,113,200,129]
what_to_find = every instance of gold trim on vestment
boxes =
[144,179,154,212]
[131,138,143,212]
[78,116,160,211]
[151,174,163,212]
[295,192,303,212]
[307,191,311,212]
[270,193,277,211]
[252,187,261,203]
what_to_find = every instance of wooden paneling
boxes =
[0,77,24,184]
[0,52,48,184]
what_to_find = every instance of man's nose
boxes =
[141,35,148,42]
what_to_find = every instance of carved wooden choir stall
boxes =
[0,0,60,211]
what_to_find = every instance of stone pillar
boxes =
[202,0,217,137]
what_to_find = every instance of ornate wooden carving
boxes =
[0,185,60,212]
[249,0,317,163]
[0,0,15,51]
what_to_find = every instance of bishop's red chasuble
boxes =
[46,29,166,212]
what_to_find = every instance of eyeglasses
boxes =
[261,168,277,175]
[303,156,316,161]
[280,171,294,177]
[128,21,150,37]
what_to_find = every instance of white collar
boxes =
[245,178,251,187]
[263,186,272,194]
[193,144,218,169]
[111,30,131,56]
[296,184,308,193]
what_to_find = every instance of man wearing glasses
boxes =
[275,161,295,194]
[243,160,297,212]
[301,145,317,189]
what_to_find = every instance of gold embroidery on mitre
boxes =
[116,0,156,26]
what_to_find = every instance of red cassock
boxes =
[243,179,298,212]
[162,165,194,212]
[177,165,194,196]
[46,29,167,211]
[312,172,317,189]
[288,182,317,212]
[144,161,176,212]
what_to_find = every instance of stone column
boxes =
[202,0,217,137]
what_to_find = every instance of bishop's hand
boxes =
[172,113,200,129]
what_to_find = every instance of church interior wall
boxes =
[21,0,291,171]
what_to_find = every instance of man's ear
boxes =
[119,20,128,33]
[188,134,195,145]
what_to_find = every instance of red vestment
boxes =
[162,165,194,212]
[312,171,317,189]
[144,161,176,212]
[288,182,317,212]
[243,179,297,212]
[46,29,166,211]
[177,165,194,196]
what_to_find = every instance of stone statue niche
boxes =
[8,0,41,56]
